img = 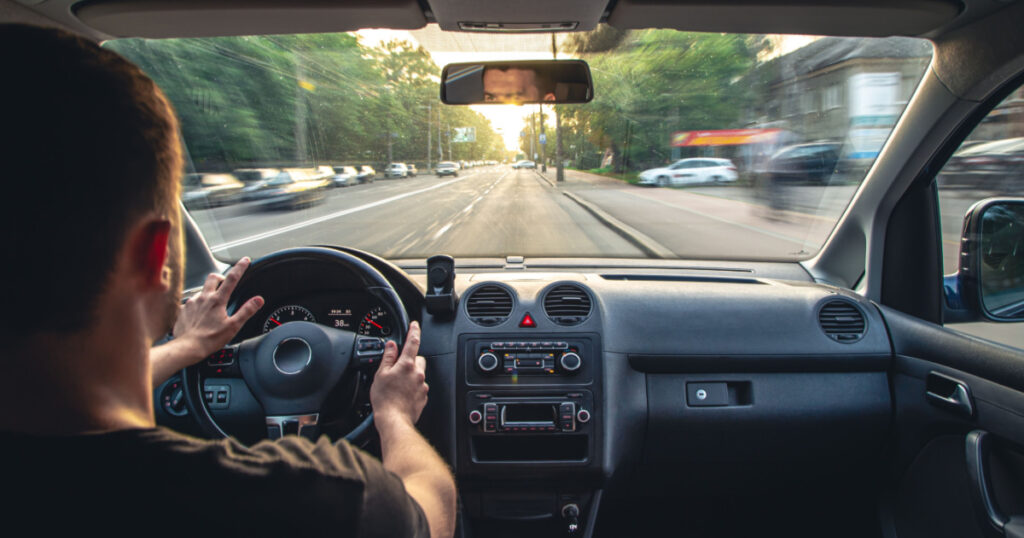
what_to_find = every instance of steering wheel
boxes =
[182,247,410,444]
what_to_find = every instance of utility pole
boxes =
[447,123,453,161]
[530,113,536,161]
[426,103,432,173]
[553,33,564,182]
[294,59,307,165]
[539,103,546,172]
[437,106,443,163]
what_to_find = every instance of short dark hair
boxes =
[0,24,182,340]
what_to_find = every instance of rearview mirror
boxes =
[440,60,594,105]
[946,198,1024,322]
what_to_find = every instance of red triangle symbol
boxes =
[519,313,536,328]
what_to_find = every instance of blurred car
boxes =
[356,165,376,184]
[638,158,738,187]
[331,166,359,188]
[763,143,840,185]
[233,168,283,201]
[406,164,418,177]
[181,173,244,209]
[512,160,536,169]
[253,168,329,210]
[385,163,408,179]
[436,161,459,177]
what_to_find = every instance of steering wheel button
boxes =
[267,426,282,440]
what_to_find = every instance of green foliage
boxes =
[105,34,506,171]
[549,29,770,172]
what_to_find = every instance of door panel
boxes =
[879,304,1024,538]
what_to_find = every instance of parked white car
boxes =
[385,163,409,178]
[638,158,738,186]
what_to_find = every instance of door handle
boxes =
[926,371,974,418]
[966,430,1024,538]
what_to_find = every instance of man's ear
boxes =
[128,218,172,292]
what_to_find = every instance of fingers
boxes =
[228,295,264,329]
[398,321,421,363]
[202,272,225,294]
[414,354,426,374]
[216,257,251,303]
[380,340,400,369]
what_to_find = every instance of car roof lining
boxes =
[0,0,1014,41]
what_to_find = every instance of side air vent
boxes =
[544,284,593,325]
[465,285,514,326]
[818,300,866,343]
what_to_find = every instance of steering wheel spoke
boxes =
[199,343,244,378]
[266,412,320,440]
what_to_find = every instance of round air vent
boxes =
[818,300,866,343]
[465,285,514,326]
[544,284,593,326]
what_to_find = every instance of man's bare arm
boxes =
[370,323,457,538]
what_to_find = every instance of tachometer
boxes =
[263,305,316,333]
[358,306,393,337]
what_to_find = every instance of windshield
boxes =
[105,26,932,262]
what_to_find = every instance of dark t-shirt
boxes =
[0,427,429,536]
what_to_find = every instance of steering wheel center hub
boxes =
[273,337,312,374]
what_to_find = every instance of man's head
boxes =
[482,67,555,103]
[0,24,184,345]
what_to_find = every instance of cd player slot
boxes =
[501,403,557,429]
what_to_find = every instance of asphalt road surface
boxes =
[189,164,1022,350]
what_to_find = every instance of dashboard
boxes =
[154,250,895,538]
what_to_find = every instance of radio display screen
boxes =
[503,404,556,425]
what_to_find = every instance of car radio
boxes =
[466,391,594,434]
[473,340,584,376]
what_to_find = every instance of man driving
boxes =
[482,66,556,103]
[0,24,455,537]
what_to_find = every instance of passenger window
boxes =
[939,87,1024,350]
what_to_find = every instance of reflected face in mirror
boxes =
[483,67,555,103]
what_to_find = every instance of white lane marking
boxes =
[432,223,454,240]
[427,170,509,242]
[209,173,477,252]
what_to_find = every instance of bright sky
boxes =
[355,28,820,152]
[357,28,568,151]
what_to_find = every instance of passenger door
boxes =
[880,85,1024,538]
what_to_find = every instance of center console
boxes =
[457,334,603,537]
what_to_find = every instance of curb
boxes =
[561,191,676,259]
[532,169,556,188]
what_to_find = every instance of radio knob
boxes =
[477,352,499,372]
[468,410,483,424]
[560,352,582,372]
[576,409,591,423]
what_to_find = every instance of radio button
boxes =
[560,352,582,372]
[559,402,576,432]
[478,352,499,372]
[468,410,482,424]
[576,409,591,423]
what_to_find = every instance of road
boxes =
[189,164,1022,350]
[192,166,643,261]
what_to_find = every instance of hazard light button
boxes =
[519,312,537,328]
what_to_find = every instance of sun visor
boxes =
[73,0,427,38]
[607,0,962,37]
[429,0,607,32]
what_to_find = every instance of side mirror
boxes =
[440,60,594,105]
[945,198,1024,322]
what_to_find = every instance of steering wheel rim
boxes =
[182,247,410,444]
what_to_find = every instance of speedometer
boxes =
[263,305,316,333]
[358,306,393,337]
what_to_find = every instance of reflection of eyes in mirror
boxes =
[482,67,556,104]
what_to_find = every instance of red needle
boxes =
[269,318,282,326]
[367,318,383,330]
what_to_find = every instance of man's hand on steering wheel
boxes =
[369,321,428,430]
[151,258,264,386]
[173,257,265,357]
